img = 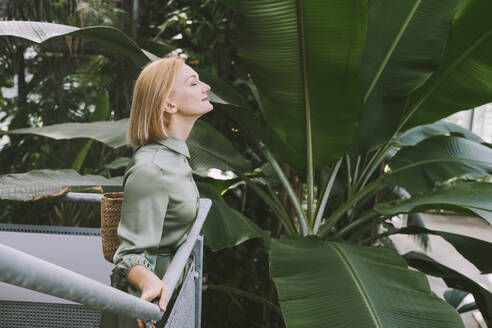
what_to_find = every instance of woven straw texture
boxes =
[100,192,123,263]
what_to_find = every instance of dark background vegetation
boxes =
[0,0,284,326]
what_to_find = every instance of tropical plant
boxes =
[1,0,492,326]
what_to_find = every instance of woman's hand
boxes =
[128,265,170,328]
[136,280,170,328]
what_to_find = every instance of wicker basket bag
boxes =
[100,192,124,263]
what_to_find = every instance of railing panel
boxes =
[165,261,196,328]
[0,197,211,327]
[0,224,111,304]
[0,301,101,328]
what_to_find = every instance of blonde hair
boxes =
[127,55,185,147]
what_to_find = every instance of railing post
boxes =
[192,236,204,328]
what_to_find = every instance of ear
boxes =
[162,101,177,113]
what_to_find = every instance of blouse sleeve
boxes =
[111,163,169,289]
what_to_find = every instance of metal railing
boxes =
[0,193,211,328]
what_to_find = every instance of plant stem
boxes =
[240,173,296,235]
[352,155,361,189]
[348,215,389,243]
[357,141,394,190]
[320,178,385,239]
[258,143,311,236]
[336,209,379,238]
[359,230,394,246]
[355,147,381,188]
[266,183,289,220]
[297,0,314,229]
[345,153,352,199]
[241,183,247,212]
[345,154,357,220]
[313,158,342,233]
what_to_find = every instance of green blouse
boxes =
[110,134,200,291]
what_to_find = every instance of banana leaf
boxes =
[444,289,469,309]
[404,251,492,326]
[72,90,110,172]
[0,21,157,67]
[395,121,484,146]
[386,136,492,193]
[0,169,122,201]
[4,119,252,175]
[402,0,492,130]
[269,237,464,327]
[0,21,229,105]
[104,157,131,170]
[375,181,492,224]
[3,119,129,148]
[234,0,366,169]
[352,0,461,152]
[198,182,269,250]
[188,120,252,175]
[387,225,492,274]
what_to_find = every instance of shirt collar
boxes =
[156,134,190,158]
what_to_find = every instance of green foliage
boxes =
[375,181,492,224]
[386,136,492,193]
[1,0,492,326]
[405,252,492,326]
[270,237,464,327]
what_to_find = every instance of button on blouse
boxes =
[110,134,200,289]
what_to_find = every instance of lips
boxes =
[202,97,209,101]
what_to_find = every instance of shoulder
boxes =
[123,144,179,184]
[131,143,182,170]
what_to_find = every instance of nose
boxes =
[202,82,211,92]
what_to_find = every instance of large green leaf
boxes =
[197,69,250,108]
[386,136,492,193]
[404,252,492,326]
[375,181,492,224]
[4,119,252,175]
[402,0,492,130]
[248,162,281,187]
[3,119,129,148]
[234,0,366,169]
[269,237,464,327]
[352,0,461,152]
[198,182,269,250]
[188,120,252,175]
[444,289,469,309]
[0,169,122,201]
[200,63,287,150]
[395,121,484,146]
[195,69,270,145]
[389,225,492,274]
[72,90,111,172]
[215,103,272,147]
[0,21,158,68]
[0,21,245,124]
[104,157,131,170]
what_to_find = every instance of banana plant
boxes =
[2,0,492,325]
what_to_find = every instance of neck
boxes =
[164,114,198,141]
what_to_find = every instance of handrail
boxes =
[60,192,212,300]
[162,199,211,294]
[0,196,212,327]
[0,243,162,324]
[58,192,103,203]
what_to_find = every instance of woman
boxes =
[101,55,213,328]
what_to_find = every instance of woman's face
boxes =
[167,63,213,117]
